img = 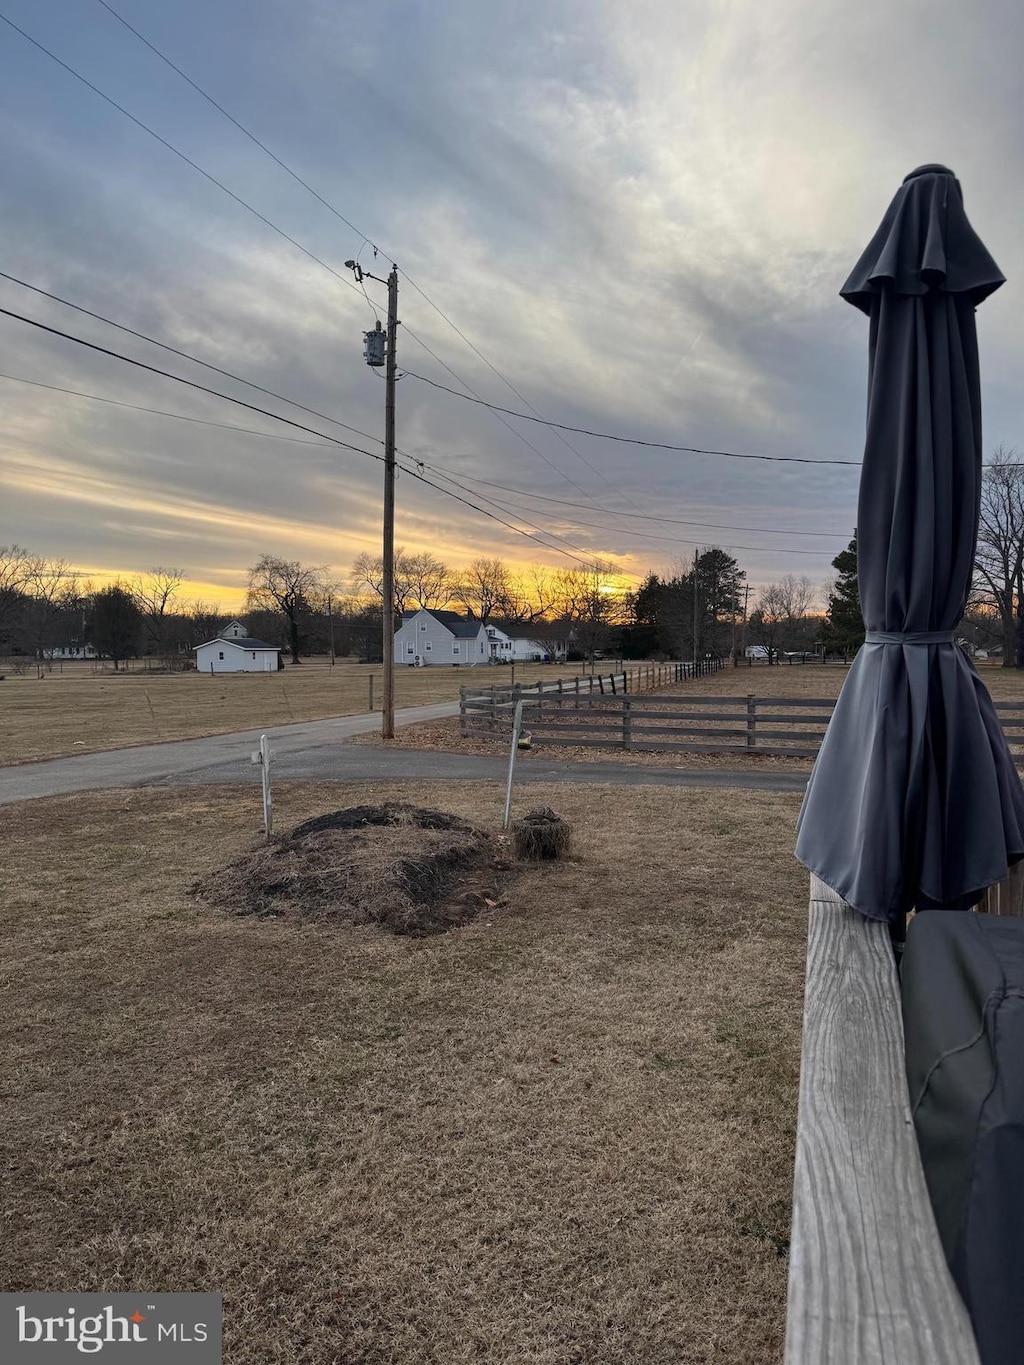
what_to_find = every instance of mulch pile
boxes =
[192,802,510,935]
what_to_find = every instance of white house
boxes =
[394,608,489,665]
[484,623,568,663]
[394,608,569,666]
[195,620,281,673]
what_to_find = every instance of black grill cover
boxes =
[902,910,1024,1364]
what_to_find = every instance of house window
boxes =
[252,652,256,659]
[407,645,414,654]
[453,643,460,654]
[425,642,432,651]
[218,652,224,660]
[420,623,427,631]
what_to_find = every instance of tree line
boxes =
[0,543,839,668]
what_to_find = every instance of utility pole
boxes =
[692,547,699,668]
[382,265,398,738]
[346,257,399,739]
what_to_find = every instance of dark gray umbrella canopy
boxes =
[796,165,1024,923]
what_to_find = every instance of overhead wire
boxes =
[420,468,851,537]
[0,12,367,301]
[0,306,615,570]
[402,370,862,466]
[0,270,381,446]
[85,0,654,513]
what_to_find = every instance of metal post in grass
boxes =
[251,733,273,839]
[503,699,525,830]
[368,675,375,712]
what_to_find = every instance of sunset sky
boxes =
[2,0,1023,611]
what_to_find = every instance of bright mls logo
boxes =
[1,1294,221,1362]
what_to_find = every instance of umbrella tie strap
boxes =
[864,630,956,644]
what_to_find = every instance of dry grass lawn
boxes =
[0,659,583,766]
[0,778,807,1364]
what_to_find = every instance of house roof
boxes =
[195,636,279,651]
[494,623,567,641]
[401,608,485,639]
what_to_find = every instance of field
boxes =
[0,659,583,766]
[5,657,1021,772]
[0,778,806,1365]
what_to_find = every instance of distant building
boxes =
[195,620,281,673]
[394,608,489,666]
[42,644,98,660]
[484,622,568,663]
[394,608,569,666]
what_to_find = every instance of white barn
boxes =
[195,620,281,673]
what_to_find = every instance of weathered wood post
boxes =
[746,694,756,752]
[502,699,525,830]
[622,696,632,749]
[368,675,375,712]
[250,733,273,839]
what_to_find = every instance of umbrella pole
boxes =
[889,911,908,970]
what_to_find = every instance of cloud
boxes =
[0,0,1020,605]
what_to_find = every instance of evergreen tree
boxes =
[90,585,142,669]
[620,573,662,657]
[824,533,863,653]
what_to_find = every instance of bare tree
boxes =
[975,449,1024,666]
[22,557,77,664]
[403,552,454,609]
[753,575,817,659]
[351,547,437,613]
[495,566,556,623]
[552,561,625,659]
[455,557,513,622]
[186,600,224,649]
[0,544,33,650]
[130,567,185,666]
[247,555,327,664]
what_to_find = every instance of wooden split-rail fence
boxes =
[461,685,1024,766]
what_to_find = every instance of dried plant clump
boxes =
[191,802,502,934]
[513,806,572,860]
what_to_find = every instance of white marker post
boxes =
[251,733,274,839]
[503,699,525,831]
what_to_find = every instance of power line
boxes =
[0,304,387,460]
[12,3,616,512]
[93,0,371,248]
[472,488,829,556]
[0,308,616,570]
[0,368,842,552]
[0,13,366,298]
[424,468,851,538]
[0,372,333,446]
[0,270,380,446]
[90,0,647,514]
[401,321,630,508]
[403,369,863,466]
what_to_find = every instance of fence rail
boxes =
[460,688,1024,765]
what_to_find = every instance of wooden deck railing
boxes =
[786,864,1024,1361]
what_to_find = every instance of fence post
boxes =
[598,674,605,695]
[747,694,756,752]
[503,699,525,830]
[623,696,632,749]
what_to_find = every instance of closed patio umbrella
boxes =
[796,164,1024,923]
